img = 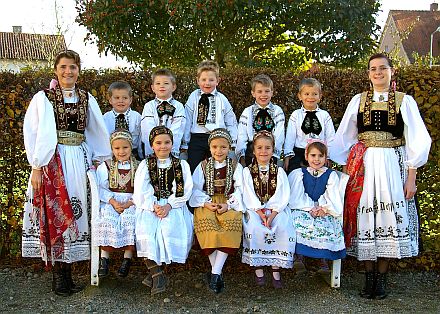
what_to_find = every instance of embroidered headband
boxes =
[149,125,173,145]
[110,129,133,147]
[253,130,274,146]
[208,128,232,146]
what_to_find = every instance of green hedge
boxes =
[1,66,439,269]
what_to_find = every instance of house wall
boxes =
[379,17,411,64]
[0,59,49,72]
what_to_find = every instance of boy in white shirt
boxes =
[141,68,185,157]
[182,60,238,173]
[103,81,142,159]
[236,74,285,166]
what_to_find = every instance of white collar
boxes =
[112,108,131,116]
[301,105,320,112]
[214,160,226,168]
[155,96,173,104]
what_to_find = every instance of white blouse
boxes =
[23,90,111,168]
[189,160,245,212]
[287,167,343,218]
[329,91,431,168]
[242,165,290,213]
[132,157,193,211]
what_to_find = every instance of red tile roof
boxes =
[390,10,440,62]
[0,32,66,61]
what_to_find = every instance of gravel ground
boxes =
[1,257,439,314]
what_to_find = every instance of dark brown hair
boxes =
[368,53,393,69]
[305,141,328,157]
[54,50,81,71]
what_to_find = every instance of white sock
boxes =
[255,268,264,278]
[271,266,281,280]
[208,251,217,268]
[212,251,228,275]
[124,250,133,259]
[100,249,110,259]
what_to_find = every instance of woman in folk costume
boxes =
[94,130,139,278]
[190,128,244,294]
[22,50,111,296]
[329,53,431,299]
[288,140,346,263]
[241,131,295,289]
[133,126,193,295]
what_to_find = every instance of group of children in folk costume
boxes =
[24,51,430,299]
[89,59,343,295]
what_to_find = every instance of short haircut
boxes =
[152,68,176,85]
[298,78,322,94]
[107,81,133,97]
[54,49,81,71]
[368,53,393,69]
[251,74,273,91]
[305,141,328,157]
[197,60,220,78]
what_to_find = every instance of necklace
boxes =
[61,87,75,98]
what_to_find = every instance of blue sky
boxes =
[0,0,438,68]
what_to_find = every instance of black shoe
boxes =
[52,263,70,297]
[360,271,375,299]
[374,273,388,300]
[117,258,131,278]
[209,273,221,294]
[98,257,109,278]
[64,263,83,293]
[216,274,225,293]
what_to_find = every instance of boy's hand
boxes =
[283,157,290,171]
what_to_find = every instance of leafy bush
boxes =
[1,66,438,270]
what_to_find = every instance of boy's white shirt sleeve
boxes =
[96,162,114,203]
[182,90,197,149]
[168,100,186,156]
[188,163,211,207]
[284,110,299,157]
[141,100,158,156]
[132,160,157,213]
[236,107,251,159]
[272,105,285,159]
[220,94,238,147]
[167,160,193,208]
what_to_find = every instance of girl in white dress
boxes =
[190,128,244,294]
[288,140,345,263]
[329,53,431,299]
[22,50,111,296]
[241,131,295,289]
[94,130,139,278]
[133,126,193,295]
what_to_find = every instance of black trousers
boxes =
[286,147,308,174]
[187,133,211,173]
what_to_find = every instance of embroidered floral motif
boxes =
[264,233,277,244]
[148,156,184,199]
[249,159,277,204]
[203,157,235,197]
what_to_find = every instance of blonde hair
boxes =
[152,68,176,85]
[197,60,220,78]
[107,81,133,97]
[298,78,322,94]
[251,74,273,91]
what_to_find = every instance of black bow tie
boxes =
[157,101,175,118]
[196,93,213,124]
[253,107,274,132]
[301,111,322,135]
[115,113,129,130]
